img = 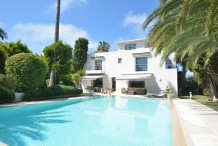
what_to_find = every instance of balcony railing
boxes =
[136,64,147,71]
[85,64,104,71]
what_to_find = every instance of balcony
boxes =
[84,64,105,74]
[136,64,147,71]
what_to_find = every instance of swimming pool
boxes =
[0,96,172,146]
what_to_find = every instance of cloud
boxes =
[11,23,98,54]
[123,11,152,38]
[123,11,147,27]
[49,0,88,12]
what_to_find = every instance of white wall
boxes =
[82,39,178,95]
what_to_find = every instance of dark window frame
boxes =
[135,57,147,71]
[125,44,136,50]
[95,60,102,70]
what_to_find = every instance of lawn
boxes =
[179,95,218,112]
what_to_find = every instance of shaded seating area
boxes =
[121,88,147,95]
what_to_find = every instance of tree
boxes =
[72,38,89,73]
[70,70,85,88]
[5,40,31,56]
[97,41,110,52]
[143,0,218,98]
[193,52,218,101]
[0,43,9,74]
[49,0,61,87]
[43,41,73,82]
[0,28,7,40]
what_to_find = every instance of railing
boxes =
[136,64,147,71]
[85,64,105,71]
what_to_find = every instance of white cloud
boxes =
[123,11,147,27]
[123,11,151,38]
[11,23,98,54]
[49,0,88,12]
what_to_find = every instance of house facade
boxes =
[81,38,178,95]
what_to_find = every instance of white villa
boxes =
[81,38,178,96]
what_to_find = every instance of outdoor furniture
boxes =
[145,92,166,98]
[121,88,128,94]
[136,88,147,95]
[127,88,137,95]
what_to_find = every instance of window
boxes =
[129,81,145,88]
[95,60,102,70]
[125,44,136,50]
[165,58,174,69]
[118,58,122,63]
[136,57,147,71]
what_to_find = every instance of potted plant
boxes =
[105,88,113,95]
[163,88,174,99]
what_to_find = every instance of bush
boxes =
[0,86,15,102]
[0,74,17,91]
[5,53,47,92]
[23,85,82,101]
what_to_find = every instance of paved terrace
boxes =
[173,99,218,146]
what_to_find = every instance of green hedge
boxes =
[0,86,15,102]
[23,85,82,101]
[5,53,47,92]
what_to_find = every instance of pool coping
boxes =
[0,95,187,146]
[173,98,218,146]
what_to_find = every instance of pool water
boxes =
[0,96,172,146]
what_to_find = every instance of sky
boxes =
[0,0,159,54]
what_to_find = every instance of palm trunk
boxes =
[178,59,187,96]
[48,0,61,87]
[208,70,218,101]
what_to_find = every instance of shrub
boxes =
[0,86,15,102]
[0,74,17,91]
[5,53,47,92]
[23,85,82,101]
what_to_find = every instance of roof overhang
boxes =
[115,73,152,81]
[82,75,104,80]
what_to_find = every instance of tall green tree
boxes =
[0,28,7,40]
[193,52,218,101]
[72,38,89,73]
[43,41,73,82]
[143,0,218,98]
[0,43,9,74]
[97,41,110,52]
[49,0,61,87]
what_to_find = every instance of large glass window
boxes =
[165,58,174,69]
[129,81,145,88]
[136,57,147,71]
[95,60,102,70]
[125,44,136,50]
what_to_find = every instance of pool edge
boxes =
[170,99,187,146]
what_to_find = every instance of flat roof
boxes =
[117,38,147,44]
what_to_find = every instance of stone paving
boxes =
[173,99,218,146]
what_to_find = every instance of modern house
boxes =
[81,38,178,95]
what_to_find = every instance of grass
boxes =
[179,95,218,112]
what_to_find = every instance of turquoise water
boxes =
[0,96,172,146]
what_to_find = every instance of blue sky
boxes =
[0,0,159,54]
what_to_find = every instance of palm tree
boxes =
[0,28,8,40]
[97,41,110,52]
[143,0,218,97]
[48,0,61,87]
